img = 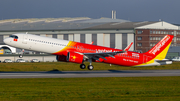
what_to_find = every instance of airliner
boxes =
[3,33,173,70]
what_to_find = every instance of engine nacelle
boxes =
[67,52,84,64]
[56,55,68,62]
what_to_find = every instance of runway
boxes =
[0,70,180,78]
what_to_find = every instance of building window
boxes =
[156,37,158,40]
[122,33,127,49]
[110,33,115,48]
[150,43,153,46]
[164,31,166,34]
[0,35,3,44]
[177,37,180,40]
[150,30,152,34]
[137,31,143,34]
[137,37,142,40]
[150,37,152,40]
[169,31,171,34]
[92,34,97,45]
[80,34,85,43]
[158,37,161,40]
[161,31,163,34]
[137,43,142,46]
[52,34,57,38]
[63,34,68,40]
[158,31,161,34]
[156,31,158,34]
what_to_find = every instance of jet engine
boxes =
[56,55,68,62]
[66,52,84,64]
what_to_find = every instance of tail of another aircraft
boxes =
[144,35,174,60]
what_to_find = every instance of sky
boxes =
[0,0,180,24]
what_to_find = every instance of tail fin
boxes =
[145,35,174,60]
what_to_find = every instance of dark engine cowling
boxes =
[56,55,68,62]
[66,52,84,64]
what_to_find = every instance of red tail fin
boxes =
[145,35,174,58]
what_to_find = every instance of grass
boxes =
[0,77,180,101]
[0,61,180,71]
[0,62,180,100]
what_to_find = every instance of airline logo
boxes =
[72,56,76,60]
[132,53,139,58]
[96,49,112,53]
[148,36,170,55]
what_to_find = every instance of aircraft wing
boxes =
[82,42,133,61]
[83,51,126,61]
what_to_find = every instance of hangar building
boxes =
[0,17,179,59]
[0,17,133,53]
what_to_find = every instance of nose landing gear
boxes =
[19,49,24,58]
[19,54,23,58]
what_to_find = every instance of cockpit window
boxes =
[9,35,18,39]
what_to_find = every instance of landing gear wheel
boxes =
[88,65,94,70]
[80,64,86,69]
[19,55,23,58]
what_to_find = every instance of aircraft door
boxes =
[143,55,148,63]
[22,34,28,44]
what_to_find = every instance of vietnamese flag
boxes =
[14,39,17,41]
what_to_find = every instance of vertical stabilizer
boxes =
[145,35,174,60]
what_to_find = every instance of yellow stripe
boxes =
[53,41,73,53]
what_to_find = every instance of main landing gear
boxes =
[80,64,86,69]
[88,65,94,70]
[80,64,94,70]
[80,58,94,70]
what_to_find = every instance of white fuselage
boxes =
[4,33,69,54]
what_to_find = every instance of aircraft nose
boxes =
[3,38,10,45]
